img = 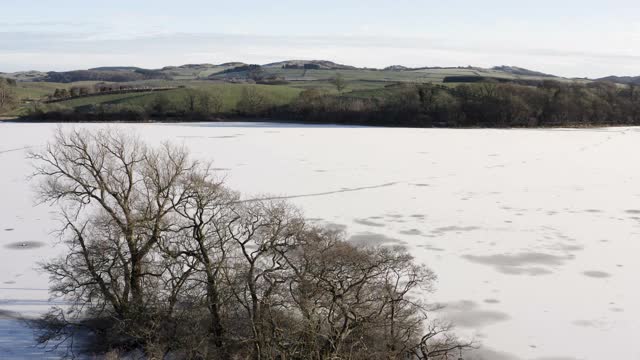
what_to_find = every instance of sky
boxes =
[1,0,639,78]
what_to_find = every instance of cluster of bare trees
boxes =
[0,77,18,113]
[181,89,224,114]
[29,129,472,359]
[236,87,272,116]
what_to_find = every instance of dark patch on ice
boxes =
[483,299,500,304]
[557,244,584,252]
[625,209,640,214]
[410,214,425,219]
[4,228,14,231]
[584,209,602,213]
[211,168,231,171]
[348,233,406,248]
[417,244,445,252]
[412,183,430,187]
[323,223,347,232]
[462,252,571,275]
[571,319,606,329]
[582,270,611,278]
[209,135,241,139]
[3,281,16,285]
[399,229,422,235]
[177,135,206,139]
[431,226,480,235]
[468,347,520,360]
[0,309,21,320]
[439,300,510,328]
[354,218,386,227]
[4,241,46,250]
[385,214,403,219]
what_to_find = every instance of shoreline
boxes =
[4,116,640,130]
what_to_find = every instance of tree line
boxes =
[29,129,472,359]
[277,80,640,127]
[49,84,178,101]
[23,80,640,127]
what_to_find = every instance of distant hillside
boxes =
[0,70,48,82]
[262,60,357,70]
[162,64,216,70]
[491,66,556,78]
[217,62,247,67]
[0,60,584,84]
[596,75,640,85]
[383,65,410,71]
[89,66,146,72]
[44,69,168,83]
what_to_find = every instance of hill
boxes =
[2,61,574,85]
[44,69,168,83]
[88,66,146,71]
[383,65,410,71]
[0,70,48,82]
[491,65,556,78]
[596,75,640,85]
[262,60,357,70]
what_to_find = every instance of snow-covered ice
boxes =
[1,122,639,359]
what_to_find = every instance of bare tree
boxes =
[29,128,198,356]
[223,200,304,360]
[329,73,347,93]
[236,87,270,115]
[168,171,239,359]
[198,89,224,114]
[183,89,198,113]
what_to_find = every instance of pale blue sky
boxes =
[1,0,639,77]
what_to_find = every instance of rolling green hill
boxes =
[0,60,610,117]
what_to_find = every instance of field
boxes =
[59,83,301,111]
[0,65,577,115]
[1,122,639,359]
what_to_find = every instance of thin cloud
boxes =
[1,31,639,77]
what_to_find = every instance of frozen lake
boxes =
[1,122,639,359]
